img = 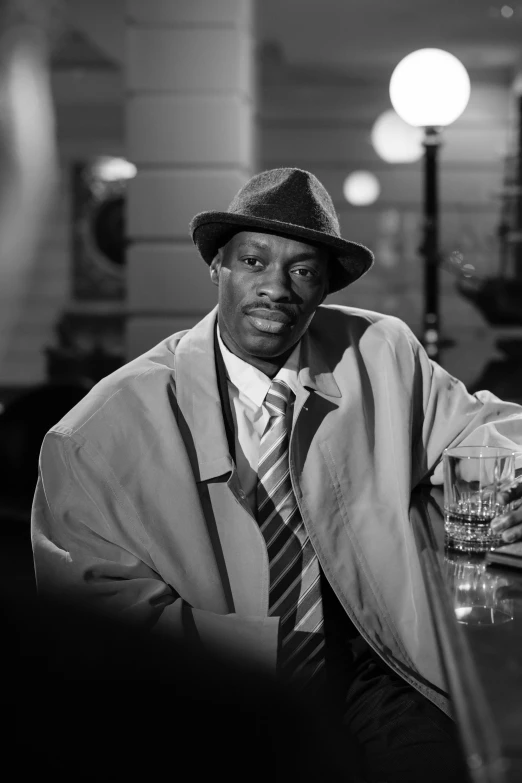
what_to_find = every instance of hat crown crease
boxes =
[227,168,340,237]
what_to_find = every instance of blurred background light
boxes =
[500,5,514,17]
[343,171,381,205]
[371,109,424,163]
[390,48,471,127]
[92,156,137,182]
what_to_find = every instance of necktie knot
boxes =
[265,379,292,418]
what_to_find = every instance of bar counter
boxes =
[411,487,522,783]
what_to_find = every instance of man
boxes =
[32,167,522,782]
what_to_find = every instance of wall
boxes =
[0,64,124,387]
[0,1,125,390]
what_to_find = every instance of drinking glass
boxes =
[443,445,515,552]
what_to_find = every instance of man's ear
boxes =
[209,253,221,286]
[210,248,223,285]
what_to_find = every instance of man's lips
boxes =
[244,308,295,334]
[245,308,292,324]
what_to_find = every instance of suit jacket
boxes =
[31,305,522,716]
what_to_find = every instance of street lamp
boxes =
[389,48,470,361]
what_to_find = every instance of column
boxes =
[125,0,256,359]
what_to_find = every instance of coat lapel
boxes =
[175,306,233,481]
[298,323,342,399]
[175,306,270,616]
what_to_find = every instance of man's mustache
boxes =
[242,301,299,323]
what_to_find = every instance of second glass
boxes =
[443,445,515,552]
[443,552,514,626]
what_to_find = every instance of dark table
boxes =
[412,487,522,783]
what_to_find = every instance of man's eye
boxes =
[294,267,316,278]
[243,257,261,266]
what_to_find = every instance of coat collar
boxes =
[175,306,341,481]
[299,315,342,399]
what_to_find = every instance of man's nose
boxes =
[256,267,292,301]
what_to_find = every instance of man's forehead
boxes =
[226,230,326,259]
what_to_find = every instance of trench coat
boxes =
[31,304,522,716]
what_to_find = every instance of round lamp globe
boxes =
[389,48,470,128]
[343,171,380,206]
[371,109,424,163]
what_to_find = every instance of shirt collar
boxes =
[217,327,301,407]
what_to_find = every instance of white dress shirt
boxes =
[217,327,301,513]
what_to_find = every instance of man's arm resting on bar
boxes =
[400,324,522,487]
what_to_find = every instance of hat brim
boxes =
[190,212,374,294]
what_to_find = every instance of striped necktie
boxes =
[256,379,325,686]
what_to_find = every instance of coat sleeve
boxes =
[31,432,279,673]
[404,325,522,487]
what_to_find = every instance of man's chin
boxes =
[242,333,296,360]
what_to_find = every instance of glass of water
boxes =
[443,445,515,552]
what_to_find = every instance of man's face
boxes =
[210,231,330,375]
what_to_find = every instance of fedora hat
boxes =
[189,167,373,293]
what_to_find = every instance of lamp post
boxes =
[389,48,470,361]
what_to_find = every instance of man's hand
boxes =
[491,478,522,542]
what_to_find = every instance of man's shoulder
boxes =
[49,329,191,441]
[314,304,414,340]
